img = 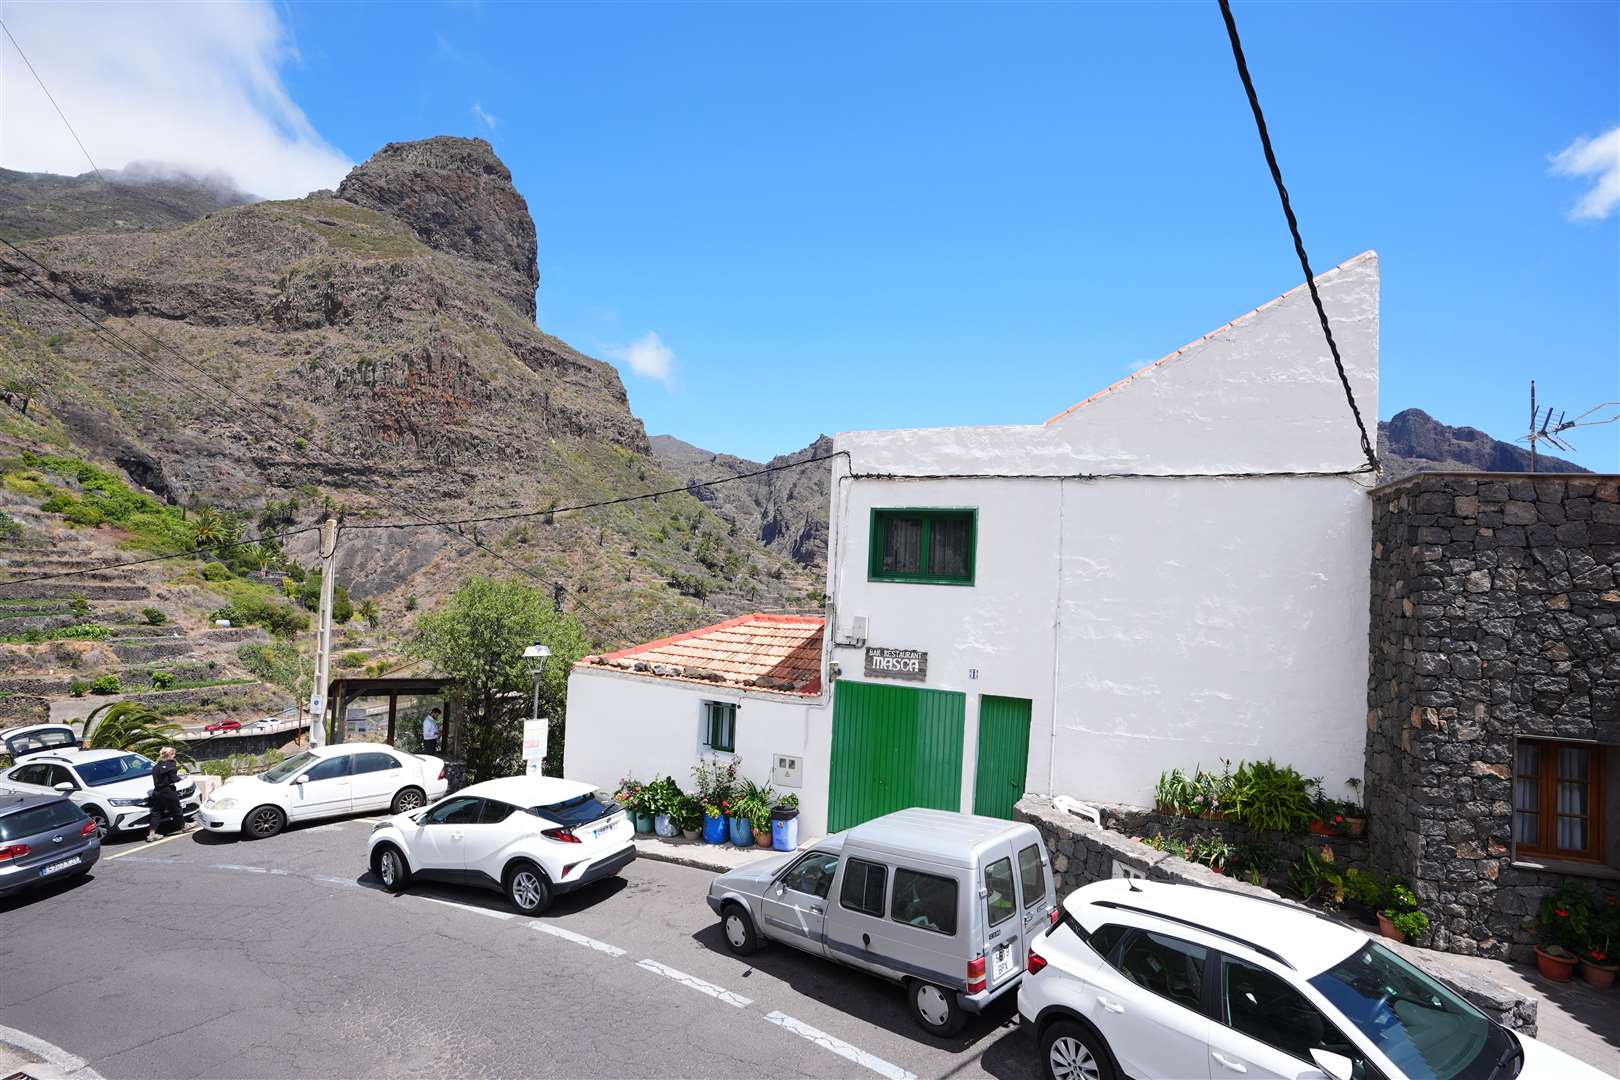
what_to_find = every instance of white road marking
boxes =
[106,832,184,858]
[416,895,514,920]
[635,959,752,1008]
[762,1011,917,1080]
[211,863,288,875]
[0,1021,105,1079]
[314,875,361,888]
[530,921,627,957]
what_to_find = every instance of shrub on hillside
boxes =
[141,607,167,626]
[89,674,122,695]
[202,562,231,581]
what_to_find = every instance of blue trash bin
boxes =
[771,805,799,851]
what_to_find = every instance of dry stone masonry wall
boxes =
[1364,473,1620,960]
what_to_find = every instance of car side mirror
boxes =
[293,775,308,785]
[1310,1048,1353,1080]
[54,781,75,793]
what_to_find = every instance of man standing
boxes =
[421,708,441,754]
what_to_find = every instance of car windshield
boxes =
[528,791,616,826]
[1309,941,1507,1080]
[261,752,317,783]
[76,754,155,787]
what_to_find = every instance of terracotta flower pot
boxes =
[753,828,772,847]
[1377,913,1405,943]
[1534,946,1578,982]
[1580,956,1617,990]
[1308,820,1335,837]
[1344,817,1366,838]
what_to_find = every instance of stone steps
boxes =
[0,581,152,601]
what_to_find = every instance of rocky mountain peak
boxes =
[336,136,540,318]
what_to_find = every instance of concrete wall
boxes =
[1365,472,1620,960]
[825,252,1379,812]
[564,667,829,837]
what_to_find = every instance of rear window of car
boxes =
[840,858,887,917]
[0,800,85,841]
[3,729,76,756]
[890,868,957,936]
[528,792,615,826]
[985,857,1017,926]
[1018,844,1046,908]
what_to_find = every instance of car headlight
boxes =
[110,797,149,807]
[209,797,238,810]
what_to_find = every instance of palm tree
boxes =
[80,702,193,763]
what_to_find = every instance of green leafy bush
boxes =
[88,674,122,695]
[1229,759,1316,833]
[69,679,88,697]
[141,607,167,626]
[1538,881,1595,953]
[149,670,177,690]
[202,561,231,581]
[0,510,21,541]
[1287,846,1345,907]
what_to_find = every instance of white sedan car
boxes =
[367,775,636,914]
[1019,878,1607,1080]
[0,749,200,837]
[200,744,446,839]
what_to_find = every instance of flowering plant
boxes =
[612,775,645,814]
[1537,881,1593,953]
[691,756,740,817]
[1583,891,1619,964]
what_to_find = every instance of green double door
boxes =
[972,695,1033,819]
[827,682,1033,830]
[827,680,965,833]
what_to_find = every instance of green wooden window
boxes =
[704,701,736,753]
[868,508,976,585]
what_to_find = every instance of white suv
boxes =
[366,776,636,914]
[1018,878,1605,1080]
[0,750,200,837]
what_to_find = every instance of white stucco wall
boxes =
[823,251,1379,810]
[563,667,832,838]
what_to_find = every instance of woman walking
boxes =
[147,746,192,842]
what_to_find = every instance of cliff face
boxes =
[1377,408,1587,480]
[0,137,816,642]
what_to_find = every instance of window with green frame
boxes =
[868,508,976,585]
[703,701,736,753]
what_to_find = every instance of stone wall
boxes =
[1364,472,1620,960]
[1094,802,1371,875]
[1016,797,1539,1034]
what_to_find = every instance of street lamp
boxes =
[522,644,551,775]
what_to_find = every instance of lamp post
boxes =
[522,644,551,776]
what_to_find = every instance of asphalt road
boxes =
[0,817,1040,1080]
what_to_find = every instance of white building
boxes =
[567,251,1379,839]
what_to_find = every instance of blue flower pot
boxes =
[634,811,654,834]
[772,816,798,852]
[728,816,754,847]
[703,813,728,844]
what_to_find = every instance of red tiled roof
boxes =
[575,613,824,697]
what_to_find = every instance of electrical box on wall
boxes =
[772,753,802,788]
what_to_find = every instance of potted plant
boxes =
[1536,883,1591,982]
[1580,893,1618,990]
[724,795,753,847]
[770,793,800,851]
[673,794,705,842]
[644,776,683,838]
[1187,832,1233,874]
[691,758,738,844]
[612,775,653,833]
[1341,778,1366,838]
[1341,868,1386,927]
[1378,882,1427,943]
[736,779,776,847]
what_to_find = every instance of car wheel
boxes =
[1040,1019,1114,1080]
[908,980,966,1037]
[373,844,410,894]
[83,805,111,840]
[720,902,760,956]
[505,861,552,915]
[390,786,425,815]
[244,805,285,840]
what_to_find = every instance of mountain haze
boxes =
[0,163,254,242]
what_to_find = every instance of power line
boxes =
[0,19,105,182]
[1216,0,1379,474]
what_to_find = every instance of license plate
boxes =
[40,856,82,877]
[593,821,615,839]
[990,942,1015,982]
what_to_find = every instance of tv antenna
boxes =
[1519,381,1619,472]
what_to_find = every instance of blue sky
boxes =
[5,2,1617,467]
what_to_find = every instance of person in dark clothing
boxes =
[146,746,191,842]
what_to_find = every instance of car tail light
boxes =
[1027,946,1047,975]
[967,955,987,994]
[541,826,581,844]
[80,820,98,838]
[0,843,30,862]
[437,765,446,780]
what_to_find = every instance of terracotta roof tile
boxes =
[575,613,824,697]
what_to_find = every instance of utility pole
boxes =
[1520,382,1619,470]
[308,515,339,748]
[1529,381,1538,474]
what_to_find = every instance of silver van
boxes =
[707,807,1056,1036]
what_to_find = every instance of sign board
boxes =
[864,647,927,682]
[522,719,548,775]
[1111,859,1145,881]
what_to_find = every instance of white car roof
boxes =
[1069,878,1366,977]
[457,775,595,808]
[33,748,145,765]
[306,744,400,757]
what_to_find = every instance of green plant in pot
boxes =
[1341,868,1388,927]
[1378,882,1428,944]
[736,779,776,846]
[1535,882,1591,982]
[643,776,684,838]
[613,775,653,833]
[1231,759,1316,834]
[673,794,706,841]
[1579,892,1618,990]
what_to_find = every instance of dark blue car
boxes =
[0,793,101,898]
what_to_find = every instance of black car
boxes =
[0,794,101,898]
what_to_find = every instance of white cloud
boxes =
[471,102,498,131]
[0,1,350,199]
[1549,125,1620,222]
[606,331,676,386]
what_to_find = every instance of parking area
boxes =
[0,817,1038,1080]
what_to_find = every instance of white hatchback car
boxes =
[366,775,637,915]
[200,744,446,839]
[0,750,200,837]
[1019,878,1606,1080]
